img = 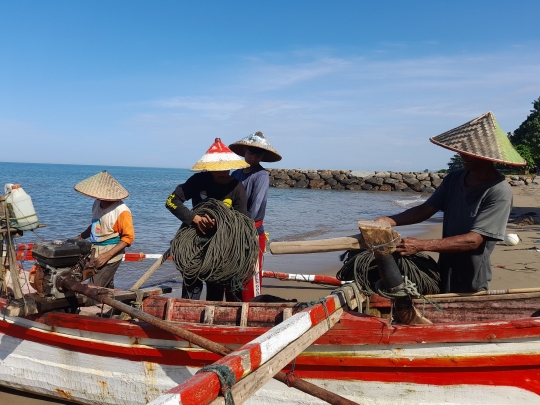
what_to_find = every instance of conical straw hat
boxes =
[229,131,282,162]
[430,112,526,166]
[74,171,129,201]
[191,138,250,172]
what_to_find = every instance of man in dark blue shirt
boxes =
[229,131,282,300]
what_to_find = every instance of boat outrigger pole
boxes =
[57,275,360,405]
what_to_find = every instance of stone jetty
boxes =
[267,169,540,193]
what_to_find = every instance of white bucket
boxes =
[4,183,39,231]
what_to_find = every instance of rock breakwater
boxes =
[267,169,540,193]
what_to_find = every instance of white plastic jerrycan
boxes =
[4,183,39,231]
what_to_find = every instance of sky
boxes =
[1,1,540,171]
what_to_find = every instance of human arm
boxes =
[94,241,129,268]
[165,178,216,234]
[394,232,485,256]
[375,202,438,226]
[77,225,92,240]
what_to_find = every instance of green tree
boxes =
[509,96,540,170]
[447,153,463,172]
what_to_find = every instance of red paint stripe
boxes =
[3,319,540,395]
[261,271,344,286]
[243,343,262,370]
[291,367,540,395]
[169,373,221,405]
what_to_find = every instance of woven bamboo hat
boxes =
[229,131,282,163]
[430,112,526,166]
[74,171,129,201]
[191,138,250,172]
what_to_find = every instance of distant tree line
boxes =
[447,96,540,174]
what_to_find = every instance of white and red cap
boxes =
[191,138,250,172]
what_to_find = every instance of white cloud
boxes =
[4,44,539,171]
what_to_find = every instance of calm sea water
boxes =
[0,162,431,291]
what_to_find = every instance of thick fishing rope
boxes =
[196,364,236,405]
[336,249,441,296]
[170,199,259,295]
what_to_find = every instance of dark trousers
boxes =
[182,279,235,301]
[88,260,122,289]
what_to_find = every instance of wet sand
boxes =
[3,186,540,404]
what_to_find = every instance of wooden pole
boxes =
[269,234,364,255]
[1,197,23,299]
[129,248,170,290]
[58,276,359,405]
[426,287,540,299]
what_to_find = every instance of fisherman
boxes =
[75,171,135,289]
[376,112,526,293]
[229,131,282,301]
[166,138,250,300]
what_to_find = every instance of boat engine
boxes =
[30,239,93,299]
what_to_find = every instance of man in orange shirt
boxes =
[75,171,135,289]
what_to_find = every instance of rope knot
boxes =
[284,371,296,387]
[196,364,237,405]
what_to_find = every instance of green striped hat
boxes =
[430,112,526,166]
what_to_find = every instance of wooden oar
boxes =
[58,275,359,405]
[129,248,170,290]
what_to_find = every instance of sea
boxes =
[0,162,433,292]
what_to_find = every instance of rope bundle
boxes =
[170,199,259,293]
[336,249,441,296]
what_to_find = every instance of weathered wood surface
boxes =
[269,234,364,255]
[357,220,398,254]
[151,286,359,405]
[208,308,345,405]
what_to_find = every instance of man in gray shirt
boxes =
[376,112,525,293]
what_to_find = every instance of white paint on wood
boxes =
[0,333,192,405]
[240,303,249,327]
[282,308,292,320]
[243,378,540,405]
[251,312,313,364]
[204,306,215,325]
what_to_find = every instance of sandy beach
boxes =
[2,185,540,404]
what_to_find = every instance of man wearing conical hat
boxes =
[229,131,282,301]
[75,171,135,289]
[376,112,525,293]
[166,138,249,301]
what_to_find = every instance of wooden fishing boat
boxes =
[2,202,540,405]
[1,282,540,405]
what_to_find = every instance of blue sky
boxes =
[1,1,540,171]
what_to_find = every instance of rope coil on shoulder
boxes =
[196,364,237,405]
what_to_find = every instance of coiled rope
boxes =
[170,199,259,294]
[336,249,441,296]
